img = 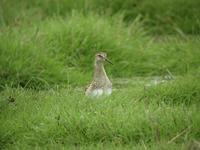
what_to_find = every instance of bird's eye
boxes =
[97,54,103,58]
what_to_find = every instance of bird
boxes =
[85,52,113,97]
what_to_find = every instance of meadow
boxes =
[0,0,200,149]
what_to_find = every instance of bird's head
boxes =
[95,52,113,65]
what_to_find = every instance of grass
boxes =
[0,13,200,89]
[0,76,200,149]
[0,0,200,149]
[1,0,200,34]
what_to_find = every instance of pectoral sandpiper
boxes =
[85,52,112,97]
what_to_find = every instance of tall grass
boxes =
[1,13,200,89]
[1,0,200,34]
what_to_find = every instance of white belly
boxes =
[105,88,112,95]
[92,89,103,96]
[91,88,112,97]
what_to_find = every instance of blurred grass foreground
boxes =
[0,0,200,149]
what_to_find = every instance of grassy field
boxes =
[0,0,200,149]
[1,76,200,149]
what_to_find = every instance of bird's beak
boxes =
[105,58,113,65]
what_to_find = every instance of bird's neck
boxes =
[93,62,108,81]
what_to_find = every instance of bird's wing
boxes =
[85,81,98,95]
[85,84,90,92]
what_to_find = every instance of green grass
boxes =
[144,76,200,105]
[0,0,200,149]
[0,13,200,89]
[1,0,200,34]
[0,76,200,149]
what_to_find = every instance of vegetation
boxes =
[1,14,200,89]
[1,76,200,149]
[0,0,200,149]
[1,0,200,34]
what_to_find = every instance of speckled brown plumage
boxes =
[85,52,112,97]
